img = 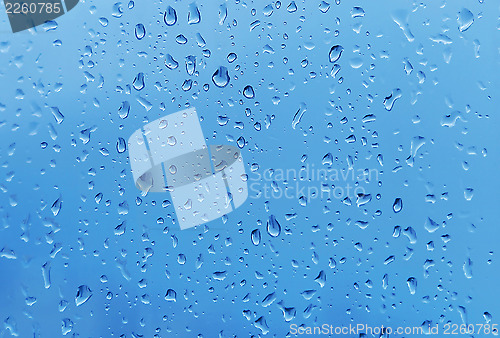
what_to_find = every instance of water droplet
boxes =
[135,24,145,40]
[118,101,130,119]
[212,66,230,88]
[393,198,403,213]
[351,6,365,18]
[227,52,237,63]
[61,318,73,336]
[187,3,201,24]
[329,45,343,63]
[132,72,145,91]
[463,258,473,278]
[165,54,179,70]
[457,8,474,32]
[112,2,123,18]
[117,138,126,153]
[322,152,333,166]
[267,215,281,237]
[254,316,269,335]
[319,1,330,13]
[165,289,177,301]
[263,4,274,16]
[287,1,297,13]
[167,136,177,146]
[176,34,188,44]
[407,277,417,295]
[314,270,326,287]
[262,292,277,307]
[251,229,261,245]
[243,85,255,99]
[164,6,177,26]
[383,88,402,111]
[50,107,64,124]
[464,188,474,201]
[43,195,58,217]
[185,55,196,75]
[424,217,440,233]
[75,285,92,306]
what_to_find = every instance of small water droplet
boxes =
[329,45,344,63]
[267,215,281,237]
[243,85,255,99]
[135,24,145,39]
[75,285,92,306]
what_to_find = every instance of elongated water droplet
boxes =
[314,270,326,287]
[42,262,51,289]
[185,55,196,76]
[407,277,417,294]
[51,198,62,216]
[393,197,403,213]
[133,72,145,91]
[261,292,277,307]
[116,137,126,153]
[188,3,201,24]
[267,215,281,237]
[135,24,145,39]
[463,258,473,278]
[50,107,65,124]
[251,229,261,245]
[118,101,130,119]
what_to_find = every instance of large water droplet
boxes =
[457,8,474,32]
[188,3,201,24]
[212,66,230,88]
[164,6,177,26]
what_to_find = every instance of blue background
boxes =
[0,0,499,336]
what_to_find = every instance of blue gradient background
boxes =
[0,0,499,336]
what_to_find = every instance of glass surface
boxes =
[0,0,499,336]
